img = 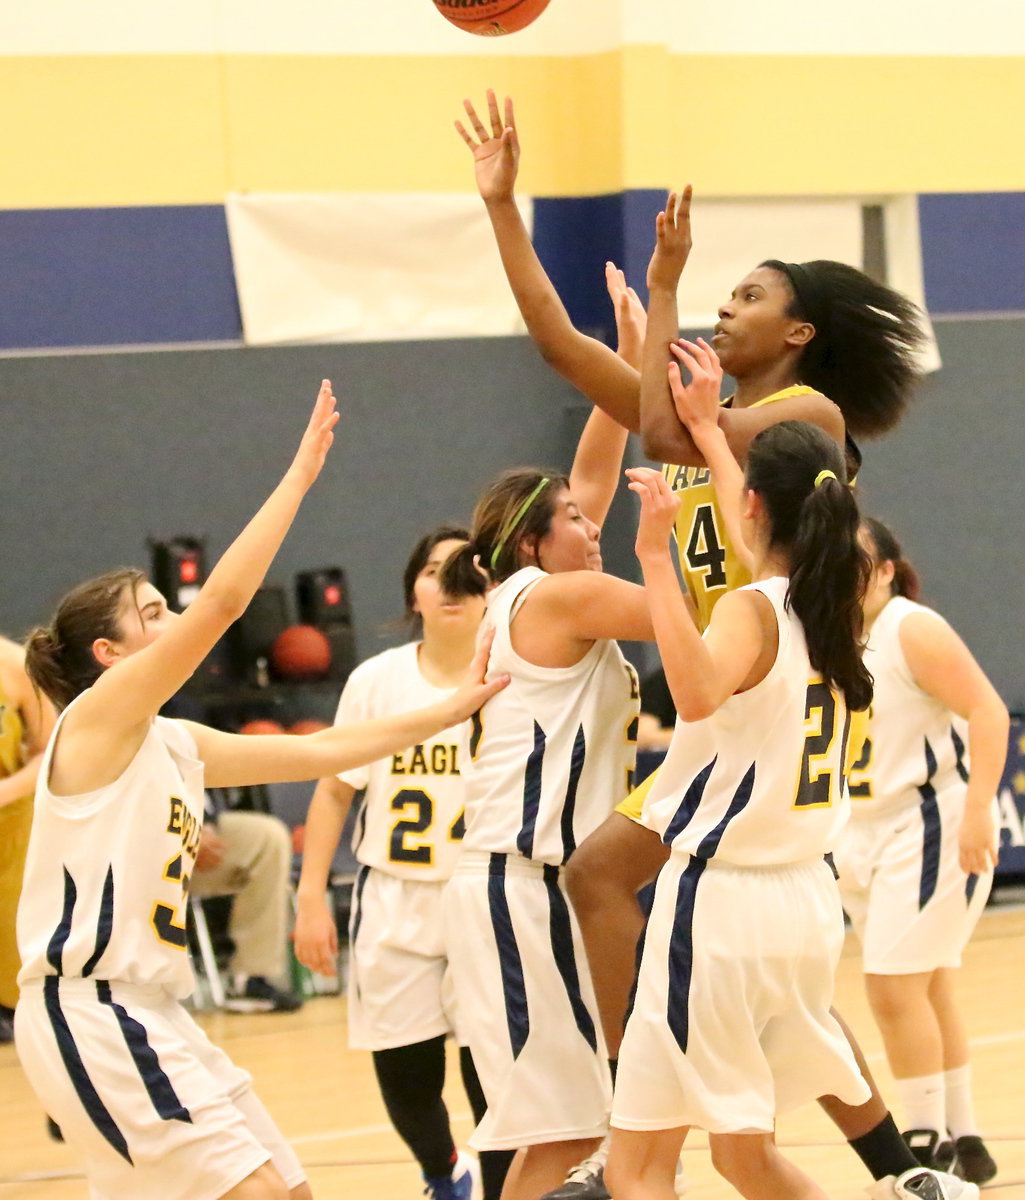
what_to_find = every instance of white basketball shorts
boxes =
[15,977,304,1200]
[443,851,611,1151]
[835,787,994,974]
[613,853,869,1135]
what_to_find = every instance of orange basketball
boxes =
[271,625,332,681]
[239,718,286,736]
[433,0,552,36]
[289,718,331,737]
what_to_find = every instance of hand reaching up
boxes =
[456,90,520,204]
[646,187,694,294]
[627,467,681,563]
[289,380,340,489]
[668,338,723,439]
[605,261,647,368]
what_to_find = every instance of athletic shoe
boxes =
[224,975,303,1013]
[541,1140,610,1200]
[866,1167,981,1199]
[934,1139,956,1173]
[950,1135,997,1185]
[423,1150,475,1200]
[902,1129,942,1168]
[0,1006,13,1045]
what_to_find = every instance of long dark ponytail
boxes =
[746,422,872,711]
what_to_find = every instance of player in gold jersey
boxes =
[457,91,977,1200]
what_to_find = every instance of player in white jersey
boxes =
[605,399,876,1200]
[834,518,1005,1186]
[434,419,654,1198]
[14,383,506,1200]
[294,526,515,1200]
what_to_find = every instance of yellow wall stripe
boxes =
[3,49,1024,207]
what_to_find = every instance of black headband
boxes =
[767,260,830,340]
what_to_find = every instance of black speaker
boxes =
[296,568,355,683]
[226,585,289,684]
[150,536,206,613]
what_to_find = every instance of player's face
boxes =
[532,490,602,574]
[712,267,812,378]
[413,539,485,636]
[111,582,180,657]
[858,531,896,623]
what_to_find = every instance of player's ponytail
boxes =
[439,468,568,597]
[25,567,146,709]
[746,422,873,711]
[861,517,922,601]
[761,258,925,438]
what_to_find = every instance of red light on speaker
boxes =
[180,560,199,584]
[323,584,341,606]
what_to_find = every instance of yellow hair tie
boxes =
[814,470,837,488]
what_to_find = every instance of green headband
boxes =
[490,478,550,570]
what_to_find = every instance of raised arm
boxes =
[181,631,506,788]
[899,613,1008,875]
[627,467,772,720]
[69,383,340,748]
[568,263,641,528]
[456,91,642,430]
[294,775,356,975]
[668,338,753,574]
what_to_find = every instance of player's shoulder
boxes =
[344,642,420,690]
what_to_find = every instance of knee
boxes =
[710,1137,771,1190]
[865,974,915,1025]
[604,1158,640,1200]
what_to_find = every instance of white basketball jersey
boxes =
[848,596,970,820]
[17,697,205,997]
[462,567,639,866]
[335,642,469,881]
[642,577,853,866]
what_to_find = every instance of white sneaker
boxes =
[866,1167,981,1200]
[540,1138,610,1200]
[674,1156,688,1195]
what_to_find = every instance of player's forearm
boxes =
[640,287,702,464]
[638,552,715,721]
[964,696,1009,813]
[569,408,630,529]
[296,784,351,902]
[693,425,753,570]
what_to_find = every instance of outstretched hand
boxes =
[605,261,647,367]
[445,628,509,726]
[626,467,680,562]
[647,187,693,293]
[668,339,722,436]
[456,90,520,204]
[289,380,340,489]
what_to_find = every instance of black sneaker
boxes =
[0,1006,13,1045]
[541,1145,610,1200]
[224,976,303,1013]
[934,1139,956,1173]
[951,1136,997,1185]
[902,1129,942,1168]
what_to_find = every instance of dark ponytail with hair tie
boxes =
[746,422,873,712]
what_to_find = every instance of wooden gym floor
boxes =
[2,898,1023,1200]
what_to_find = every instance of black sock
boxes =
[849,1113,920,1180]
[459,1045,515,1200]
[373,1036,455,1179]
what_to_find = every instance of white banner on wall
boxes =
[226,192,532,345]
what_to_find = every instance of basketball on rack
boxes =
[271,625,332,681]
[433,0,552,36]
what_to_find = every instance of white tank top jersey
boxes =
[336,642,470,881]
[642,577,854,867]
[17,695,205,998]
[848,596,970,820]
[461,567,639,866]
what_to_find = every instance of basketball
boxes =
[289,718,331,736]
[238,718,286,736]
[433,0,552,36]
[270,624,332,680]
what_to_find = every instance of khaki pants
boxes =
[0,795,33,1009]
[190,810,293,982]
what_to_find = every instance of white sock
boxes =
[944,1065,979,1140]
[895,1073,946,1139]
